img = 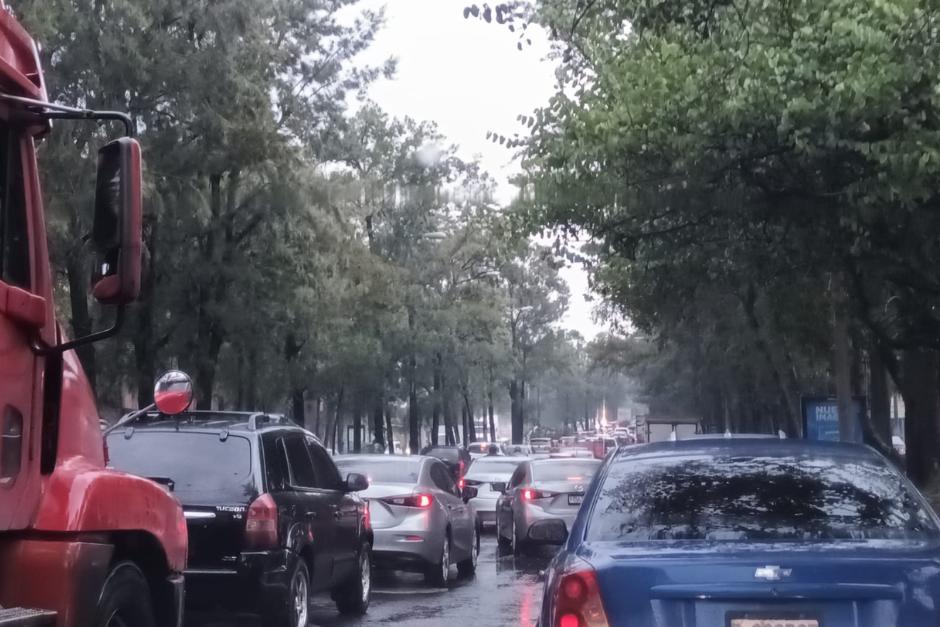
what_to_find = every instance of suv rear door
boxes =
[106,430,257,570]
[281,432,339,589]
[307,436,359,579]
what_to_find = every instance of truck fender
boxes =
[32,456,187,572]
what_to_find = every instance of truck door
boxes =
[0,129,46,531]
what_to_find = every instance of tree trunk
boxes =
[195,327,223,410]
[488,387,496,442]
[461,404,469,447]
[292,389,305,427]
[385,405,394,454]
[331,386,345,454]
[463,390,476,443]
[372,391,385,449]
[509,379,523,444]
[831,274,855,441]
[431,359,442,446]
[409,353,420,453]
[901,350,940,486]
[353,397,363,453]
[868,341,892,444]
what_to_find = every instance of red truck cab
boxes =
[0,5,187,627]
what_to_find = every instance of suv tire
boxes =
[333,542,372,615]
[263,559,309,627]
[93,561,156,627]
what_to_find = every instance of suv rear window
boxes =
[586,453,940,542]
[107,432,254,504]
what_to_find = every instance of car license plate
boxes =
[730,620,818,627]
[568,494,583,505]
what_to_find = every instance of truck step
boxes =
[0,607,56,627]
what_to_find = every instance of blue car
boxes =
[538,438,940,627]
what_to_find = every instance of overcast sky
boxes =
[353,0,607,339]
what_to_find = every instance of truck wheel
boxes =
[263,559,310,627]
[333,542,371,615]
[93,561,156,627]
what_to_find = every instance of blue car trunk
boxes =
[581,540,940,627]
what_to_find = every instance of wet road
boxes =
[189,531,555,627]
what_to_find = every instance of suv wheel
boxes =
[264,559,309,627]
[334,542,372,615]
[457,524,480,577]
[425,533,451,586]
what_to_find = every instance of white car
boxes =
[463,456,528,527]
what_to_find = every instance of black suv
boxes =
[106,412,372,626]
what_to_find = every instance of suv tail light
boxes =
[552,557,609,627]
[382,493,433,508]
[245,493,278,549]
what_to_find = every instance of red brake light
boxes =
[552,558,609,627]
[382,494,434,508]
[458,478,465,489]
[245,493,278,549]
[523,489,554,501]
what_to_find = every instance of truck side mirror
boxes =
[91,137,142,305]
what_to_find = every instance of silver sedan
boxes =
[495,458,602,554]
[335,455,479,586]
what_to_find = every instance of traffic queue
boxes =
[104,370,600,626]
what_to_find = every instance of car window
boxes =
[532,460,601,483]
[467,459,522,475]
[430,462,457,495]
[587,453,940,542]
[262,434,290,492]
[335,457,421,484]
[283,433,318,489]
[508,464,527,488]
[307,437,341,489]
[107,432,254,504]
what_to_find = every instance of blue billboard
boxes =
[801,396,866,442]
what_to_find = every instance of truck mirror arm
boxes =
[30,304,125,356]
[0,93,134,137]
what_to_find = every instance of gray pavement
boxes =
[189,531,555,627]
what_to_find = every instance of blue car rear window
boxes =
[586,453,939,542]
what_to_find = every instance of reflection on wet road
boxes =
[188,531,555,627]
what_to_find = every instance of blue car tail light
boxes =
[550,556,610,627]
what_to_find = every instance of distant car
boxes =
[529,437,553,454]
[893,434,907,457]
[463,456,528,527]
[420,444,473,481]
[467,441,502,458]
[495,458,601,554]
[107,412,373,625]
[539,439,940,627]
[335,455,478,586]
[503,443,534,457]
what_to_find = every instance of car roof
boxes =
[107,410,308,437]
[336,454,425,465]
[470,456,529,463]
[612,437,881,462]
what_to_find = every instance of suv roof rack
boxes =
[247,413,294,430]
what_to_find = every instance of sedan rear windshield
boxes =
[468,459,523,474]
[586,453,940,542]
[335,458,421,484]
[532,460,601,482]
[107,432,254,504]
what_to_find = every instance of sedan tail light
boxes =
[552,557,610,627]
[523,488,556,501]
[245,493,278,549]
[382,493,434,508]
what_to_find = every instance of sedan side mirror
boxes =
[527,519,568,544]
[491,481,506,494]
[344,472,369,492]
[91,137,142,305]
